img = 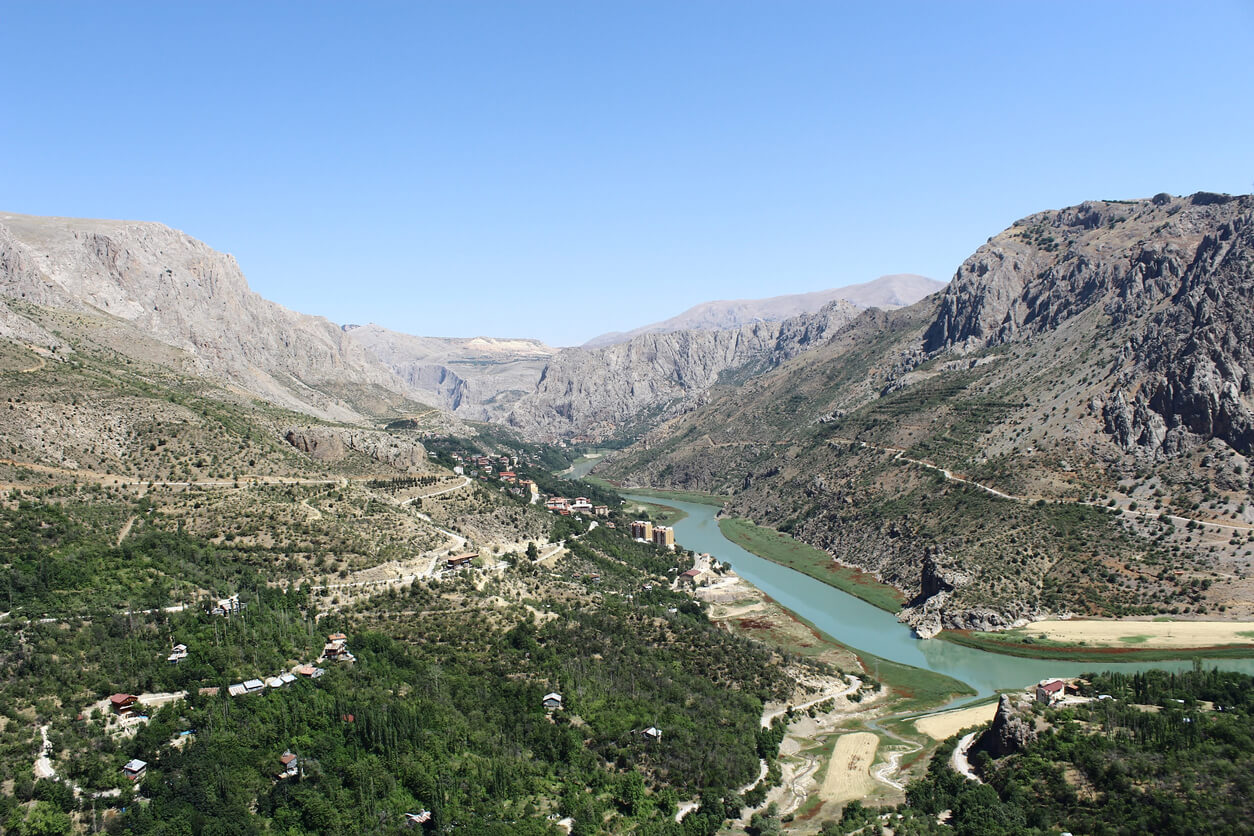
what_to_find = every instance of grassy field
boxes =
[718,518,905,613]
[620,498,687,527]
[600,480,731,508]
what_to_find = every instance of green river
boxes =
[621,492,1254,699]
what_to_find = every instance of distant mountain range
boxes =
[582,274,945,348]
[340,325,556,420]
[0,210,895,437]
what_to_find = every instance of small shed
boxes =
[405,811,433,826]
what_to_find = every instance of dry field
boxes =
[913,702,998,741]
[818,732,879,803]
[1027,618,1254,649]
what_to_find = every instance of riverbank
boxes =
[718,518,905,614]
[702,573,973,714]
[715,514,1254,664]
[701,573,973,828]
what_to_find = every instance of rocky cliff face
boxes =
[0,212,430,422]
[343,325,555,420]
[975,695,1037,758]
[284,426,430,471]
[506,300,860,439]
[924,193,1254,458]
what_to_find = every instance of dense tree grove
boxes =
[886,667,1254,835]
[0,490,802,834]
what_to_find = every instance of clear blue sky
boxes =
[4,2,1252,346]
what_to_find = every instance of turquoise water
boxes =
[623,493,1254,698]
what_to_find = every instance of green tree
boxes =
[13,802,72,836]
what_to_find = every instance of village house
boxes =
[642,726,662,742]
[542,692,563,711]
[405,810,433,827]
[323,633,356,662]
[295,664,325,679]
[446,552,477,569]
[570,497,594,514]
[167,643,188,664]
[122,759,147,781]
[109,693,139,715]
[679,567,707,587]
[1036,678,1067,705]
[546,497,570,512]
[593,505,609,517]
[209,594,244,617]
[499,470,516,482]
[278,751,299,779]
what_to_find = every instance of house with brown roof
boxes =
[678,567,707,587]
[446,552,477,569]
[1036,679,1067,705]
[110,693,139,715]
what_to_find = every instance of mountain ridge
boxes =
[582,273,944,348]
[0,211,438,424]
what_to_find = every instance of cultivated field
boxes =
[1026,619,1254,649]
[819,732,879,803]
[913,702,998,741]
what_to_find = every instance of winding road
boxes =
[828,437,1254,533]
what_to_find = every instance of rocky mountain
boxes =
[0,211,440,423]
[582,274,943,347]
[602,192,1254,633]
[505,300,862,440]
[342,324,555,420]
